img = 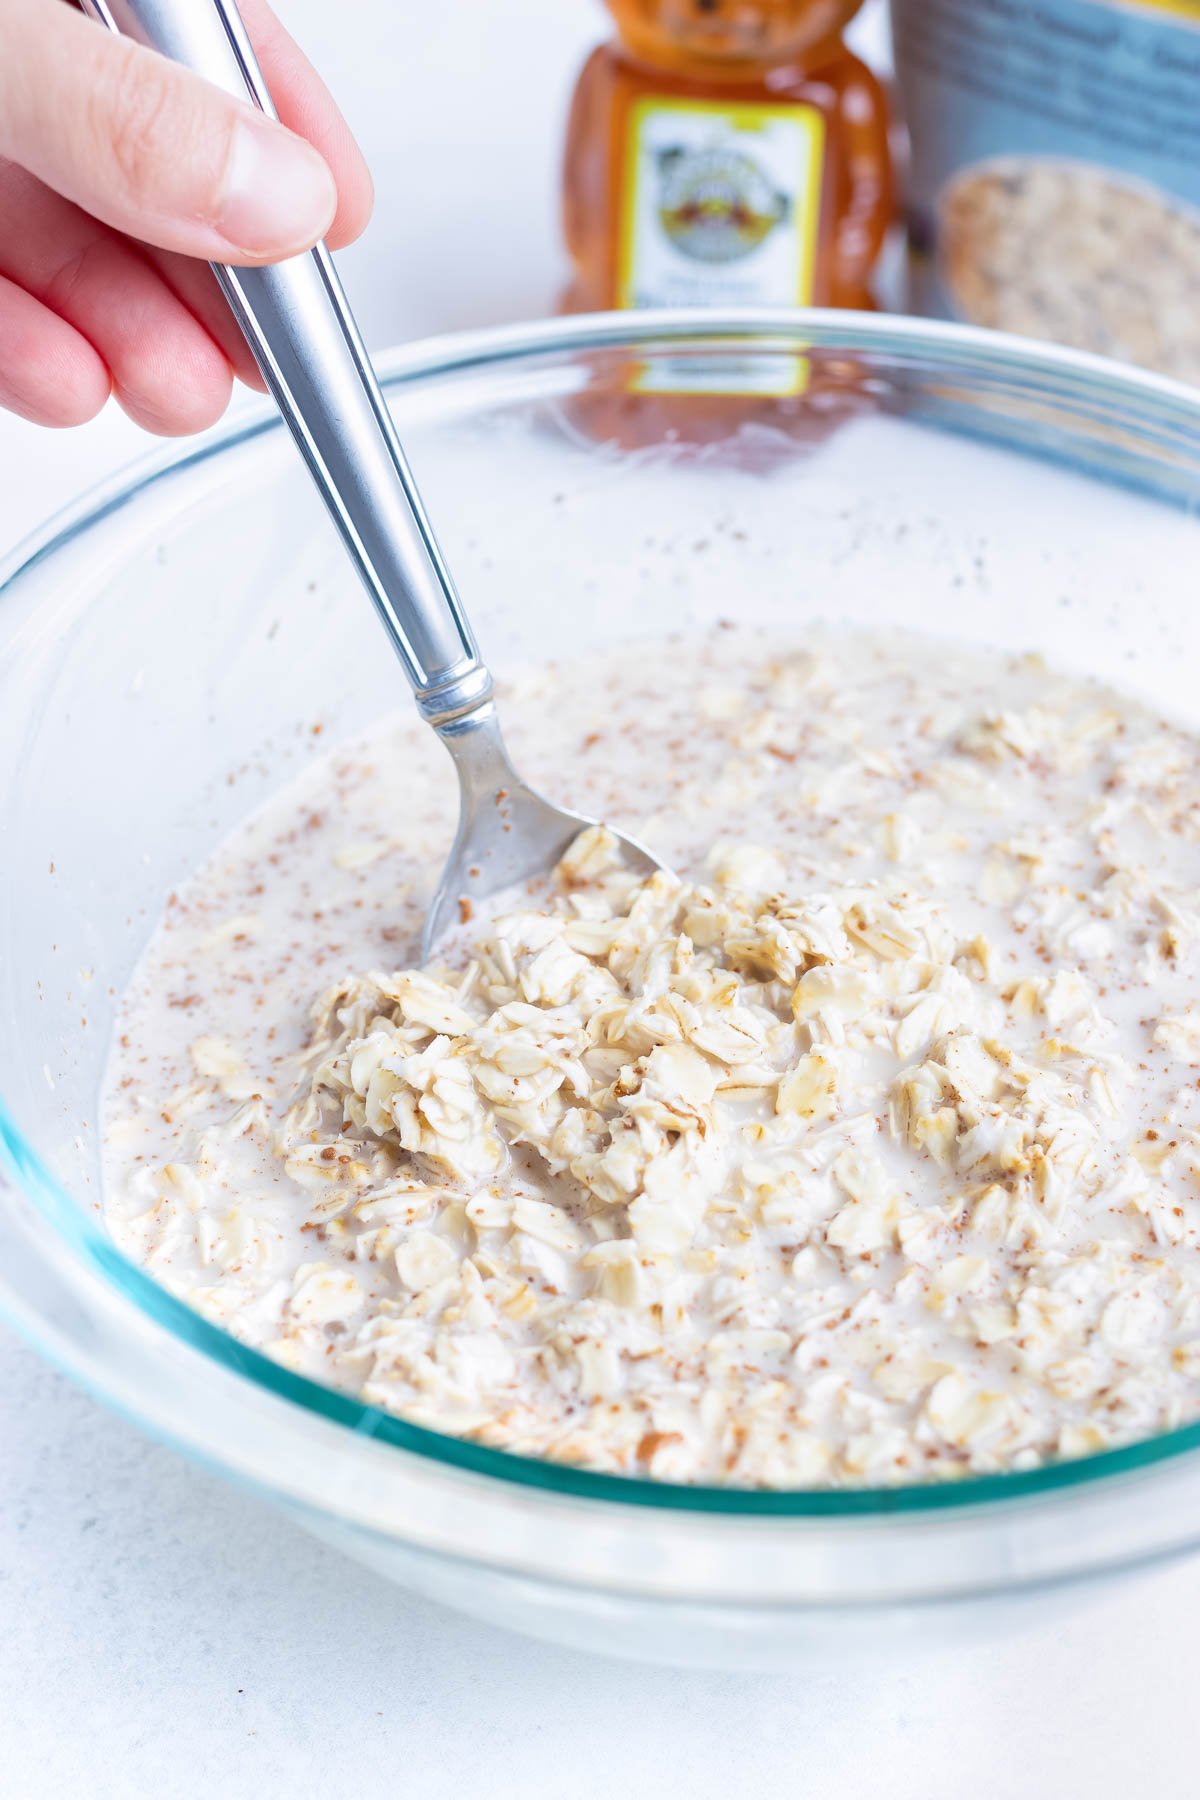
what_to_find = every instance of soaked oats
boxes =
[103,627,1200,1487]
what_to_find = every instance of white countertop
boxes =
[5,4,1200,1794]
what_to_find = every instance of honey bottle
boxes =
[562,0,893,317]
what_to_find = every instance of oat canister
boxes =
[890,0,1200,382]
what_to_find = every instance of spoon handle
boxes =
[79,0,494,729]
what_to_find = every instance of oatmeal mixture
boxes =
[103,629,1200,1487]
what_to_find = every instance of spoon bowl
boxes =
[424,705,661,960]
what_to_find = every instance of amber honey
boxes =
[562,0,892,316]
[559,1,892,444]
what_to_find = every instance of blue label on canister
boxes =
[890,0,1200,379]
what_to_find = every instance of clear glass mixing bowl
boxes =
[4,311,1200,1670]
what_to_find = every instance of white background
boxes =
[4,3,1200,1795]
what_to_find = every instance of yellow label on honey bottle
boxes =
[616,98,826,311]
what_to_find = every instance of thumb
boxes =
[0,0,337,263]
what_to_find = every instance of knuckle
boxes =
[100,54,178,203]
[42,240,107,317]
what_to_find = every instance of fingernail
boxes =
[218,114,337,257]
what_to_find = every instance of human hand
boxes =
[0,0,373,433]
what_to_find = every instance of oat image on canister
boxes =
[940,158,1200,385]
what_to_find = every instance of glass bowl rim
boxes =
[5,304,1200,1522]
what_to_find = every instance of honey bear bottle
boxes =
[562,0,893,316]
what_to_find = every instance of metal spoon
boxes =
[83,0,661,958]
